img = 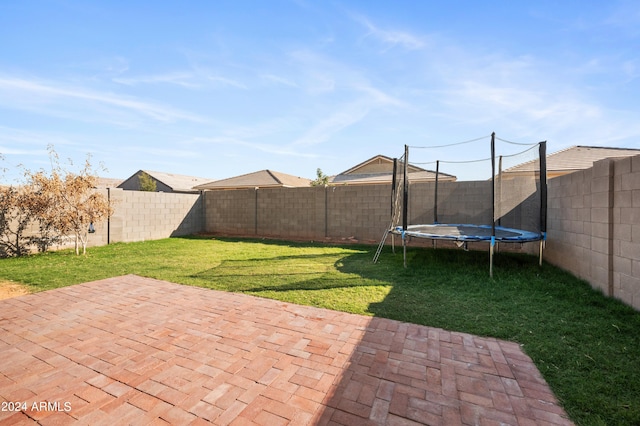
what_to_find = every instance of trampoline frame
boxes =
[396,224,543,243]
[374,132,548,277]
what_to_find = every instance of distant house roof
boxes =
[118,170,213,193]
[194,170,312,190]
[503,146,640,178]
[95,177,124,189]
[330,155,456,185]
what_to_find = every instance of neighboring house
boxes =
[329,155,456,185]
[118,170,213,193]
[193,170,311,190]
[503,146,640,179]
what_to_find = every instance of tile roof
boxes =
[132,170,213,192]
[194,170,311,190]
[504,145,640,174]
[330,154,456,185]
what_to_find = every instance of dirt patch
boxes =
[0,281,30,300]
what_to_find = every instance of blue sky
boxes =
[1,0,639,183]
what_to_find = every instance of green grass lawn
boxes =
[2,236,639,425]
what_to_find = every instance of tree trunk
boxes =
[81,231,88,255]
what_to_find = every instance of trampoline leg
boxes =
[489,242,494,278]
[392,233,395,254]
[489,239,496,278]
[403,236,407,268]
[539,240,544,266]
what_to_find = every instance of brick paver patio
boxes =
[0,275,573,425]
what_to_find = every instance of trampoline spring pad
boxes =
[392,224,543,243]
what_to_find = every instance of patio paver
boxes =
[0,275,573,425]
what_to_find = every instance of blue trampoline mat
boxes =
[393,224,543,243]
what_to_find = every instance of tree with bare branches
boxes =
[0,185,34,257]
[29,147,113,255]
[0,146,113,256]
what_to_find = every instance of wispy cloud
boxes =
[434,70,640,149]
[194,136,318,158]
[120,145,199,159]
[261,74,299,88]
[604,1,640,35]
[113,71,200,88]
[204,74,248,89]
[0,145,48,156]
[0,125,75,147]
[0,75,206,123]
[353,15,427,51]
[114,67,248,90]
[292,101,370,147]
[283,45,406,147]
[292,86,403,147]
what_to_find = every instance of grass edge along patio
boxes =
[2,236,639,425]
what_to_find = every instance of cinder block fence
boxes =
[81,188,204,247]
[545,155,640,310]
[203,156,640,310]
[19,154,640,311]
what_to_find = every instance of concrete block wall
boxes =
[203,180,539,246]
[13,161,638,310]
[257,187,320,239]
[204,189,257,236]
[326,185,390,241]
[546,155,640,310]
[108,189,203,243]
[545,169,593,281]
[9,189,203,251]
[9,190,111,252]
[612,156,640,309]
[204,185,392,242]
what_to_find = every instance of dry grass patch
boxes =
[0,280,30,299]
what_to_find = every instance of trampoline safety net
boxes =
[373,132,547,276]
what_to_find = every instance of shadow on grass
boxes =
[181,236,639,424]
[370,246,640,425]
[4,234,637,424]
[200,237,639,425]
[190,251,376,293]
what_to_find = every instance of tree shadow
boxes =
[188,248,379,293]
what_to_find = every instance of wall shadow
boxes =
[170,194,205,237]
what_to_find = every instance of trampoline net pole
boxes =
[539,140,548,266]
[403,145,409,268]
[391,159,398,217]
[492,134,497,280]
[491,132,496,237]
[391,158,398,255]
[539,141,547,237]
[402,145,409,232]
[497,155,502,227]
[434,160,439,224]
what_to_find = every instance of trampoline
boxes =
[396,224,543,243]
[373,132,548,276]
